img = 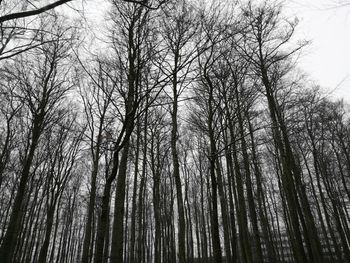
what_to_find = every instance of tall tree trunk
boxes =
[215,155,231,262]
[228,117,252,263]
[151,136,161,263]
[129,119,141,263]
[81,125,104,263]
[94,175,113,263]
[260,64,310,262]
[38,197,59,263]
[171,69,186,263]
[137,129,148,263]
[234,85,263,263]
[206,75,222,263]
[248,117,277,262]
[0,117,42,263]
[110,141,131,263]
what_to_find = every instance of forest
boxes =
[0,0,349,262]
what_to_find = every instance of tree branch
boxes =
[0,0,72,23]
[122,0,168,10]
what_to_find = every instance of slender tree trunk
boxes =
[228,117,252,263]
[171,71,186,263]
[137,131,148,263]
[129,120,141,263]
[82,127,103,263]
[110,141,131,263]
[248,118,277,262]
[151,136,161,263]
[260,65,309,262]
[94,177,113,263]
[206,75,222,263]
[234,85,263,263]
[0,118,42,263]
[38,197,59,263]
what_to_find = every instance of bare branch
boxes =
[0,0,72,23]
[122,0,168,10]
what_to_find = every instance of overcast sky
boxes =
[284,0,350,101]
[75,0,350,101]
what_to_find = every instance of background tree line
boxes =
[0,0,349,263]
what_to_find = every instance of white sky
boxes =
[284,0,350,101]
[65,0,350,101]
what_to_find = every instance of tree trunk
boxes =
[81,128,103,263]
[206,75,222,263]
[171,72,186,263]
[110,141,131,263]
[0,117,42,263]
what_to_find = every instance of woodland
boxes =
[0,0,349,263]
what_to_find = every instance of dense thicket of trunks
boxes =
[0,1,349,262]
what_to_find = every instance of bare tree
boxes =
[0,19,78,262]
